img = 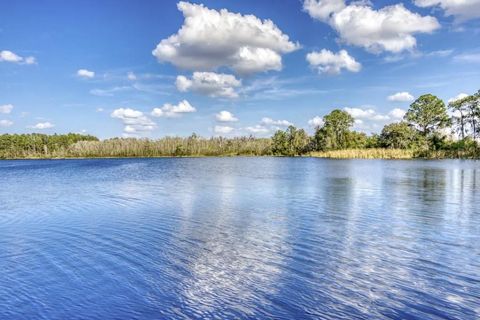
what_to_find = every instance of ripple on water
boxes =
[0,158,479,319]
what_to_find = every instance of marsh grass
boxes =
[309,148,415,159]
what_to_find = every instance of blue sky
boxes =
[1,0,480,138]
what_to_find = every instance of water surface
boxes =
[0,158,479,319]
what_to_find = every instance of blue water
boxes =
[0,158,479,319]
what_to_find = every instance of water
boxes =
[0,158,479,319]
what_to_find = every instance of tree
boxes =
[379,122,418,149]
[448,91,480,140]
[271,130,288,155]
[449,96,469,139]
[287,126,309,155]
[404,94,450,136]
[272,126,309,156]
[314,109,354,150]
[466,91,480,140]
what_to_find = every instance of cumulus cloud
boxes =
[176,72,242,98]
[389,108,407,119]
[414,0,480,21]
[345,107,390,121]
[111,108,156,134]
[0,50,36,64]
[214,125,235,134]
[152,1,299,74]
[245,125,270,134]
[304,0,440,53]
[77,69,95,79]
[0,120,13,127]
[448,93,469,103]
[244,117,293,135]
[215,111,238,122]
[0,104,13,114]
[29,122,54,130]
[260,117,293,127]
[151,100,196,118]
[344,106,407,132]
[306,49,361,74]
[308,116,324,127]
[388,91,415,102]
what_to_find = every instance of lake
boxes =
[0,158,479,319]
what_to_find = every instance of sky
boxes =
[1,0,480,139]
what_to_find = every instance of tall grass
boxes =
[67,137,272,158]
[309,148,415,159]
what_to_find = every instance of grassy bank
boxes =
[1,133,478,160]
[309,148,415,159]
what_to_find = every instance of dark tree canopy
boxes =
[404,94,450,136]
[314,109,354,150]
[379,122,418,149]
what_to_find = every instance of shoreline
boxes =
[1,153,478,161]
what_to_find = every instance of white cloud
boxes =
[389,108,406,119]
[127,72,137,81]
[388,91,415,102]
[29,122,54,130]
[151,100,196,118]
[0,50,36,65]
[152,1,299,74]
[111,108,156,134]
[304,0,440,53]
[308,116,324,127]
[0,50,22,63]
[96,108,104,112]
[0,120,13,127]
[77,69,95,79]
[414,0,480,21]
[90,86,131,97]
[344,106,407,132]
[176,72,241,98]
[0,104,13,114]
[245,125,270,134]
[215,111,238,122]
[214,125,235,134]
[24,56,36,65]
[306,49,361,74]
[448,93,469,103]
[345,107,390,121]
[260,117,293,127]
[454,53,480,63]
[244,117,293,136]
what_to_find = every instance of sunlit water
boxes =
[0,158,479,319]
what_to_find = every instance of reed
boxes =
[309,148,415,159]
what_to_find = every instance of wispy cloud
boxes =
[454,52,480,63]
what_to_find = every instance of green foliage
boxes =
[271,130,288,155]
[1,90,480,159]
[272,125,309,156]
[344,131,379,149]
[449,92,480,140]
[379,122,418,149]
[404,94,450,136]
[69,136,272,158]
[313,109,354,150]
[0,133,98,159]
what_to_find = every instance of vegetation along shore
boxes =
[1,91,480,160]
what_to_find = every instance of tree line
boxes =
[271,90,480,158]
[0,90,479,159]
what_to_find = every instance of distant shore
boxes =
[2,149,479,160]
